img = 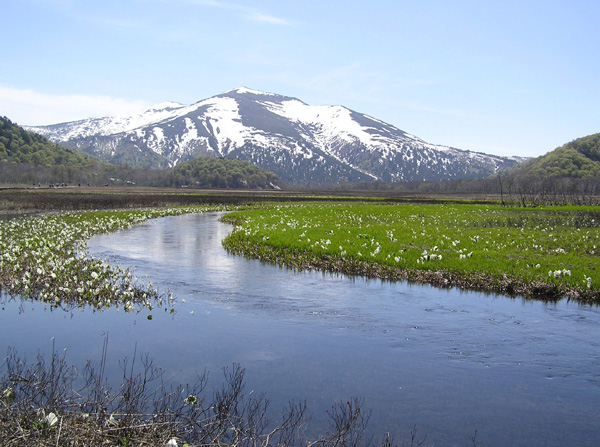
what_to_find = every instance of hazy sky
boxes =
[2,0,598,157]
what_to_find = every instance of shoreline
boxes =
[222,236,599,305]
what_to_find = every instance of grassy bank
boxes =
[222,202,600,303]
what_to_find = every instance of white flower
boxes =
[41,411,59,427]
[2,388,15,403]
[108,414,118,426]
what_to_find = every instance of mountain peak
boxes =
[219,87,301,104]
[25,88,522,184]
[224,87,277,96]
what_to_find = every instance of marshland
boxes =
[222,202,600,303]
[1,188,599,447]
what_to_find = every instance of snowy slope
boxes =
[27,87,523,184]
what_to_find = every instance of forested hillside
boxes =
[493,133,600,202]
[167,157,281,188]
[511,133,600,180]
[0,116,106,184]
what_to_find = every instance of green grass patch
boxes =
[222,202,600,303]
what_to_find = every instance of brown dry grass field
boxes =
[0,184,504,214]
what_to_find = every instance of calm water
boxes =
[2,212,600,446]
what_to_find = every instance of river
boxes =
[2,212,599,446]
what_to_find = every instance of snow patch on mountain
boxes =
[268,100,376,146]
[202,97,248,153]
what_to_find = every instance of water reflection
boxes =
[2,212,600,447]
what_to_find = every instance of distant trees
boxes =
[498,133,600,205]
[165,157,282,189]
[0,116,94,169]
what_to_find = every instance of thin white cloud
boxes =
[0,85,150,126]
[248,12,291,26]
[156,0,293,26]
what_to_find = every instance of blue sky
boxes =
[1,0,598,157]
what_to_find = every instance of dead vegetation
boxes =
[1,339,411,447]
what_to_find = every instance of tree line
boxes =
[3,115,599,202]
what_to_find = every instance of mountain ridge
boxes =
[26,87,525,184]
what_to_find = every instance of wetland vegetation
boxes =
[5,188,597,307]
[222,202,600,304]
[0,204,243,312]
[1,188,599,446]
[2,343,380,447]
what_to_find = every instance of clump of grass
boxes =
[222,203,600,303]
[0,206,222,310]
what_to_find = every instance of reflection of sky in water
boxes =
[2,212,600,447]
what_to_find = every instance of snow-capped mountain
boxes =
[27,87,523,184]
